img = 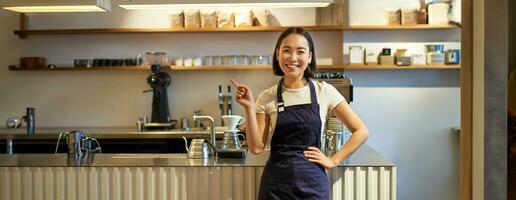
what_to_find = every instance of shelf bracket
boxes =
[18,13,28,39]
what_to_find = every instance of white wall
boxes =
[0,7,333,127]
[0,2,460,200]
[346,1,461,199]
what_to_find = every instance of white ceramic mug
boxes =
[193,57,203,66]
[175,58,184,66]
[184,57,193,66]
[221,115,246,131]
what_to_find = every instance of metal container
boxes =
[183,138,211,159]
[26,107,35,135]
[322,129,344,156]
[74,59,91,68]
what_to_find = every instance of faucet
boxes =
[193,116,216,155]
[55,130,101,166]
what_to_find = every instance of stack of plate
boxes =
[326,117,342,131]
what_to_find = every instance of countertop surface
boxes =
[0,145,394,167]
[0,127,227,139]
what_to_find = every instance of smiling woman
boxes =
[230,27,369,200]
[272,28,316,81]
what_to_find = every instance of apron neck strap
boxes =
[276,77,317,113]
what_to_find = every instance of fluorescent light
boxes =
[1,0,111,13]
[3,6,108,12]
[118,0,332,10]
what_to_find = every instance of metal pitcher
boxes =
[56,130,102,166]
[322,129,344,156]
[183,137,212,159]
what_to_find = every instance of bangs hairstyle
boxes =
[272,27,316,78]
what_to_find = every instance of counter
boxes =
[0,145,396,200]
[0,127,226,140]
[0,145,393,167]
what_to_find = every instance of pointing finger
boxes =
[230,79,240,88]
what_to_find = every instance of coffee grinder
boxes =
[142,52,175,130]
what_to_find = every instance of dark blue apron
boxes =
[258,78,329,200]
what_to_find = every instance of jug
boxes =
[220,130,246,151]
[182,137,214,159]
[55,130,101,166]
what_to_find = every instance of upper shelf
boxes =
[8,64,460,71]
[344,24,460,30]
[13,24,460,38]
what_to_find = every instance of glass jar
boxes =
[237,55,249,66]
[212,56,222,66]
[203,56,212,66]
[250,55,259,65]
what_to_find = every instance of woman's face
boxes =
[276,33,312,79]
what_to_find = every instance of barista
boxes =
[231,27,369,199]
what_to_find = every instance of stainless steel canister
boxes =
[322,129,344,156]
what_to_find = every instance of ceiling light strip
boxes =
[119,2,331,10]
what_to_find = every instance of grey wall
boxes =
[0,2,460,200]
[484,0,508,199]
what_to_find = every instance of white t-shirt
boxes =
[255,79,345,149]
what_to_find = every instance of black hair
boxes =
[272,27,316,78]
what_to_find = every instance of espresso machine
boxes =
[141,52,175,130]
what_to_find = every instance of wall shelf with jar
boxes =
[13,13,459,39]
[8,64,460,71]
[13,24,459,38]
[10,7,461,70]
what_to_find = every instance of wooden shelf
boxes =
[14,26,345,37]
[8,64,460,71]
[341,64,461,70]
[171,65,271,70]
[344,24,460,30]
[13,24,460,38]
[9,65,150,71]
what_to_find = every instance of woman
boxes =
[231,27,369,199]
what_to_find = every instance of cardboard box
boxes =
[379,56,394,65]
[349,46,364,64]
[412,54,426,65]
[365,48,380,64]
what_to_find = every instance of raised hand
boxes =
[230,79,255,110]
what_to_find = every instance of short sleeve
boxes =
[255,89,270,114]
[322,82,346,112]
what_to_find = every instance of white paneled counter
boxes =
[0,145,395,200]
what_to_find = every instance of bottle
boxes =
[181,117,190,131]
[26,107,35,135]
